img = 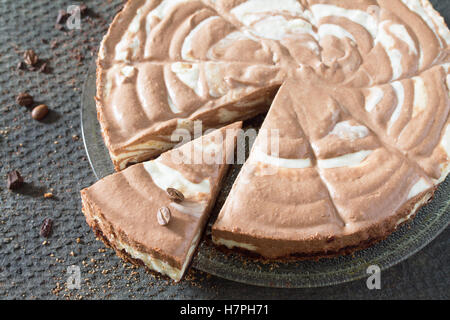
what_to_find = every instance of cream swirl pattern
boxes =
[95,0,450,259]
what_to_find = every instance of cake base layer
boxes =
[212,190,435,260]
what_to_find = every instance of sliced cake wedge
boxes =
[81,122,242,281]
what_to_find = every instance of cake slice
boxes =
[81,122,242,281]
[212,80,435,259]
[212,81,346,258]
[97,60,283,171]
[97,0,288,171]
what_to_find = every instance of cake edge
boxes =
[211,187,437,261]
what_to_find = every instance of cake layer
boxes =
[81,122,242,281]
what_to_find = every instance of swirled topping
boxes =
[96,0,449,257]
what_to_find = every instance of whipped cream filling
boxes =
[207,31,260,59]
[111,140,175,170]
[376,21,404,80]
[412,76,428,117]
[90,212,199,282]
[171,62,204,97]
[250,15,316,40]
[217,109,241,124]
[182,16,220,61]
[310,4,378,39]
[317,150,373,169]
[144,159,211,198]
[151,0,187,20]
[251,147,312,169]
[388,81,406,131]
[365,87,384,112]
[115,228,201,282]
[401,0,445,48]
[441,124,450,158]
[329,121,369,141]
[212,236,258,252]
[170,201,206,218]
[318,24,355,43]
[408,178,432,199]
[396,190,433,227]
[114,6,145,61]
[389,23,418,55]
[231,0,304,26]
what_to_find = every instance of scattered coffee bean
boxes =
[166,188,184,203]
[31,104,49,120]
[40,218,53,238]
[7,170,24,190]
[16,92,34,107]
[23,49,38,66]
[157,207,171,226]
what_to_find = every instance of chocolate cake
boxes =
[87,0,450,271]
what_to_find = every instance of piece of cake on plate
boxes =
[81,122,242,281]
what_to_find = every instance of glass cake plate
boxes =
[81,64,449,288]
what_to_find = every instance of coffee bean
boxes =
[166,188,184,203]
[16,92,34,107]
[157,207,171,226]
[23,49,38,66]
[7,170,24,190]
[40,218,53,238]
[31,104,49,120]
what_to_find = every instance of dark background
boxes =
[0,0,448,299]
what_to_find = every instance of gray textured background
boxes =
[0,0,448,299]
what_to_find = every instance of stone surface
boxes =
[0,0,448,299]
